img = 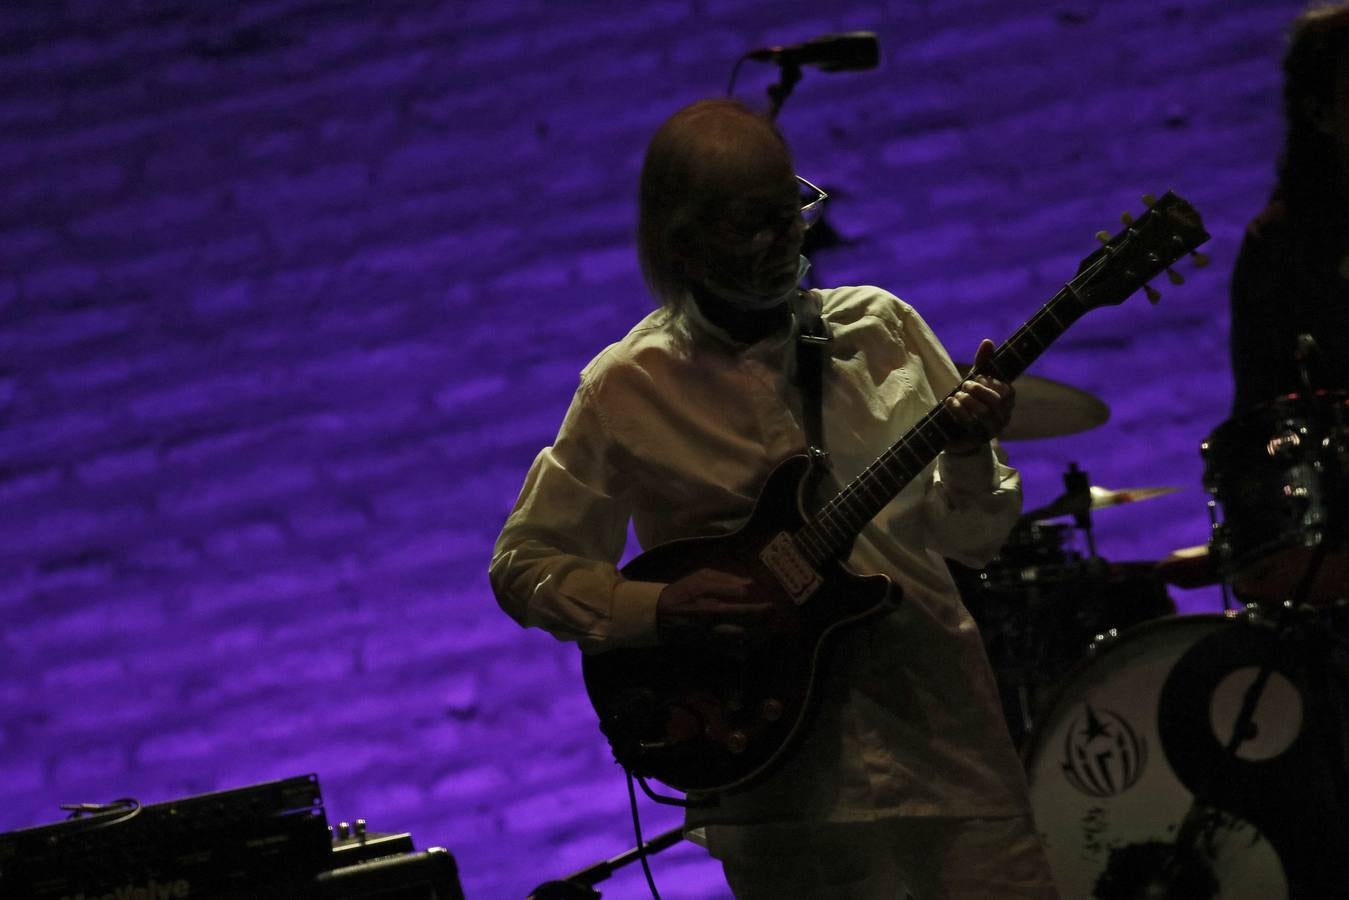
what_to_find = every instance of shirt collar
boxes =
[675,292,800,356]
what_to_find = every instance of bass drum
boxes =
[1024,614,1348,899]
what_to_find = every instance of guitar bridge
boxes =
[759,532,822,605]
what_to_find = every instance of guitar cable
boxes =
[625,769,663,900]
[635,772,715,808]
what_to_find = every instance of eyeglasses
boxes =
[705,175,829,258]
[796,175,828,230]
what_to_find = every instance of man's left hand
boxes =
[945,338,1015,454]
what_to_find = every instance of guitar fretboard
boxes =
[793,282,1091,566]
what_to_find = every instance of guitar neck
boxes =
[790,189,1209,565]
[795,282,1090,564]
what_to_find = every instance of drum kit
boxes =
[953,368,1349,899]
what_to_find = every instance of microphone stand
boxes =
[766,59,801,121]
[526,826,685,899]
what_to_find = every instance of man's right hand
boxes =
[656,568,772,645]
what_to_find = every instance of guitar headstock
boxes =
[1073,191,1210,309]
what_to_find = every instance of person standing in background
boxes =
[491,98,1058,898]
[1230,1,1349,411]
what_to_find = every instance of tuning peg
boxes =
[1191,250,1210,268]
[1120,211,1135,225]
[1144,284,1161,304]
[1142,193,1157,207]
[1166,267,1184,285]
[1095,230,1111,244]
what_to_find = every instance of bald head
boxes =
[652,100,794,207]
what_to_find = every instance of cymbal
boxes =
[956,364,1109,440]
[1022,484,1180,522]
[1155,544,1222,588]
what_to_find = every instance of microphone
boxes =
[745,31,880,72]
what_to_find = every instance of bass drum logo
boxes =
[1060,702,1146,798]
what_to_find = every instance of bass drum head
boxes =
[1024,615,1290,900]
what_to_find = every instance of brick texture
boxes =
[0,1,1309,897]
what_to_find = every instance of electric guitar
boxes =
[582,191,1210,795]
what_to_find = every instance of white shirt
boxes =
[490,285,1032,825]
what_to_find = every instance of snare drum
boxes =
[1202,391,1349,605]
[978,521,1080,590]
[1024,614,1347,898]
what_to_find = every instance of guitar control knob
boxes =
[337,821,351,839]
[727,730,749,754]
[761,699,784,722]
[354,819,367,838]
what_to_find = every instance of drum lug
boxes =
[1087,627,1121,655]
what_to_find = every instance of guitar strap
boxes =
[792,289,831,470]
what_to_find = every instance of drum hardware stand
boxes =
[1063,461,1100,559]
[1205,499,1236,612]
[1294,332,1319,395]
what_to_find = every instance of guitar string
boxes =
[814,234,1133,542]
[792,205,1196,565]
[795,284,1085,566]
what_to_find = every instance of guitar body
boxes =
[580,454,893,795]
[577,191,1210,797]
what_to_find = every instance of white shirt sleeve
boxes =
[884,298,1023,567]
[488,381,663,652]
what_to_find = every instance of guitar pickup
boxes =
[759,532,822,605]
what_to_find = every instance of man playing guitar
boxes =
[490,98,1057,899]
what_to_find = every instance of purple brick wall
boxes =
[0,1,1309,897]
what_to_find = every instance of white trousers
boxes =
[707,815,1060,900]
